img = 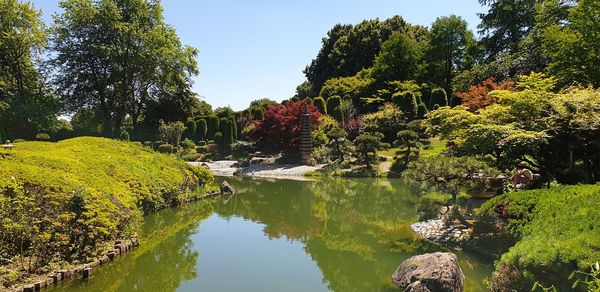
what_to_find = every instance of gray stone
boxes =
[220,181,235,195]
[392,252,464,292]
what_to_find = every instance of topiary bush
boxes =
[214,132,224,154]
[251,107,264,120]
[206,115,220,140]
[184,119,197,140]
[35,133,51,141]
[196,118,207,141]
[417,102,428,119]
[13,139,26,143]
[392,91,418,120]
[314,97,327,114]
[327,96,342,120]
[158,143,174,154]
[119,130,130,141]
[430,88,448,109]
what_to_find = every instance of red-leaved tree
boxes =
[251,100,321,154]
[456,78,515,112]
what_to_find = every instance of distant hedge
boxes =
[0,137,215,275]
[478,184,600,291]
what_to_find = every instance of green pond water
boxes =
[50,177,494,292]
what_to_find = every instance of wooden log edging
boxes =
[19,236,139,292]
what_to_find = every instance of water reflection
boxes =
[51,178,493,292]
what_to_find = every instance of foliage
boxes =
[326,126,353,163]
[250,101,321,154]
[303,16,426,94]
[353,132,384,169]
[183,120,197,141]
[363,104,405,143]
[543,0,600,87]
[391,130,420,172]
[119,130,130,141]
[417,103,428,119]
[158,120,186,146]
[158,143,174,154]
[251,107,264,120]
[456,77,515,112]
[206,116,220,140]
[326,96,342,120]
[51,0,199,137]
[0,137,214,274]
[392,91,418,120]
[429,88,448,109]
[478,184,600,290]
[213,132,224,154]
[34,133,50,141]
[371,32,423,84]
[313,97,327,114]
[427,15,476,93]
[403,156,500,202]
[196,119,207,141]
[0,0,59,139]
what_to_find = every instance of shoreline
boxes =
[189,161,320,180]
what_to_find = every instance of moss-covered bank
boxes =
[0,137,215,288]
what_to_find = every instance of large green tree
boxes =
[544,0,600,87]
[371,32,424,84]
[51,0,198,138]
[0,0,58,139]
[426,15,475,94]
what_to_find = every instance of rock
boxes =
[392,252,464,292]
[220,181,235,195]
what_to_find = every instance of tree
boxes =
[303,16,424,94]
[404,156,500,204]
[214,132,224,154]
[250,101,321,154]
[326,126,352,163]
[51,0,198,137]
[0,0,59,139]
[427,15,475,94]
[477,0,538,59]
[455,78,515,112]
[543,0,600,87]
[353,132,383,169]
[371,32,424,84]
[417,103,428,119]
[313,97,327,114]
[392,130,420,172]
[363,104,405,143]
[195,118,207,141]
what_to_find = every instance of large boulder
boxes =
[392,252,464,292]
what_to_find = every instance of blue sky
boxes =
[31,0,486,111]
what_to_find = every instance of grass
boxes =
[0,137,216,286]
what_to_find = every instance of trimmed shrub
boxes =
[417,102,428,119]
[196,119,207,141]
[251,107,264,120]
[206,115,220,140]
[314,97,327,114]
[35,133,51,141]
[214,132,224,154]
[158,143,174,154]
[230,117,238,141]
[13,139,26,143]
[143,141,153,148]
[119,130,130,141]
[430,88,448,109]
[392,91,418,120]
[184,119,197,140]
[326,95,342,118]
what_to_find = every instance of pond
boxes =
[50,177,494,292]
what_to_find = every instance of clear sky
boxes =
[31,0,486,111]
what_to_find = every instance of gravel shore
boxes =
[189,160,320,179]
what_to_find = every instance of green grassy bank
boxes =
[0,137,215,287]
[478,184,600,291]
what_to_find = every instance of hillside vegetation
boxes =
[0,137,215,283]
[478,184,600,291]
